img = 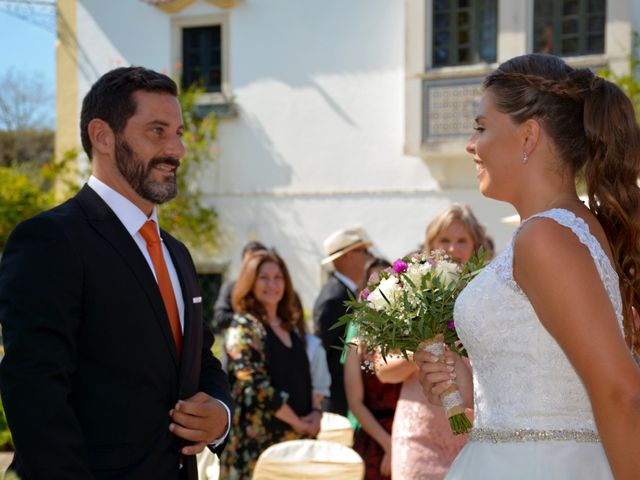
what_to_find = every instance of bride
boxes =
[415,53,640,479]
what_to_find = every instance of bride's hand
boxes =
[414,350,460,405]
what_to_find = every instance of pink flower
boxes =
[393,260,408,274]
[447,320,455,330]
[360,289,371,300]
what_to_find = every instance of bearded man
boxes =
[0,67,232,480]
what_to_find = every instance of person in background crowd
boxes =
[0,66,231,479]
[213,241,267,372]
[293,293,331,411]
[424,203,495,262]
[220,251,320,479]
[344,257,402,480]
[377,204,493,480]
[314,226,373,415]
[212,240,267,335]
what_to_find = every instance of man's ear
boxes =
[87,119,115,156]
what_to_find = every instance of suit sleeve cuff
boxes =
[208,399,231,447]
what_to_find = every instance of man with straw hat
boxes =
[313,226,373,415]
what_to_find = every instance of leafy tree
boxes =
[0,83,219,254]
[598,34,640,119]
[0,69,53,131]
[0,128,54,168]
[0,165,52,251]
[157,84,219,254]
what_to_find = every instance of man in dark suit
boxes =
[0,67,232,479]
[313,227,372,415]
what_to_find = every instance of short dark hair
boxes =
[241,241,267,259]
[80,66,178,158]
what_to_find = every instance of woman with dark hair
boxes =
[416,53,640,479]
[219,251,320,479]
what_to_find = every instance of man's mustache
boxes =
[148,157,181,170]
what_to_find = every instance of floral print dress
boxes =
[219,314,305,479]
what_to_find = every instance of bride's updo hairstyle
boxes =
[484,53,640,354]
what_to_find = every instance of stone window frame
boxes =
[404,0,632,188]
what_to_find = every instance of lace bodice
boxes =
[455,208,623,432]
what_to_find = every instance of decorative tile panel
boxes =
[422,77,484,143]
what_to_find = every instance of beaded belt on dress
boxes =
[469,428,600,443]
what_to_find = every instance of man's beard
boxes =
[115,137,179,204]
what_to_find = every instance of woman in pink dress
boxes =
[376,204,493,479]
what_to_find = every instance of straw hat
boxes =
[320,227,372,265]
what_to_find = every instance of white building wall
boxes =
[73,0,517,309]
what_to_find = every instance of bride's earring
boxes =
[523,151,529,164]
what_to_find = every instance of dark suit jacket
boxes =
[212,280,236,335]
[312,273,352,416]
[0,185,232,480]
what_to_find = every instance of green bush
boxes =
[0,129,54,169]
[0,166,52,251]
[157,83,219,254]
[0,396,14,451]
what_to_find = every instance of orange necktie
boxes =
[139,220,182,357]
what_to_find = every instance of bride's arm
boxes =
[515,219,640,480]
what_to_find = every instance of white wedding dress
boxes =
[447,209,620,479]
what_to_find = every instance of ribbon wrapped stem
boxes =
[418,334,471,435]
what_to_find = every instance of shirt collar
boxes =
[87,175,159,236]
[333,270,358,293]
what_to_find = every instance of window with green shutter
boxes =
[182,25,223,92]
[432,0,497,67]
[533,0,606,56]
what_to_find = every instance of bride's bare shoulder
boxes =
[512,213,605,294]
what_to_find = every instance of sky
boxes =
[0,4,57,128]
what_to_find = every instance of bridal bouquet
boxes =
[336,250,484,434]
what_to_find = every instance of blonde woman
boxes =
[377,205,492,480]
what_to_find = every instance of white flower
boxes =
[434,260,461,287]
[405,262,432,288]
[368,276,401,311]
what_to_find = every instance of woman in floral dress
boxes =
[219,251,320,479]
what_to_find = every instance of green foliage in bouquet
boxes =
[332,250,486,435]
[334,250,485,361]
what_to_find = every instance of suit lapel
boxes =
[75,185,180,366]
[162,232,202,396]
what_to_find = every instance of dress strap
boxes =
[522,208,622,324]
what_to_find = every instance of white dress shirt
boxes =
[333,270,358,293]
[88,176,185,329]
[87,175,230,447]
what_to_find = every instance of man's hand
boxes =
[169,392,229,455]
